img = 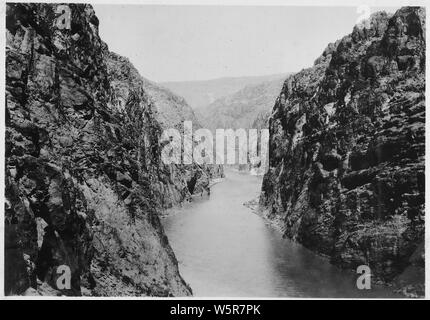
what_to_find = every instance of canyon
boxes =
[3,3,425,298]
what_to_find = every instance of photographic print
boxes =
[2,0,427,302]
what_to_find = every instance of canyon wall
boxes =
[260,7,425,291]
[5,3,192,296]
[106,52,223,208]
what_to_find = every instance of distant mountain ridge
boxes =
[161,73,291,111]
[197,74,292,130]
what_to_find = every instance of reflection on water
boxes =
[162,169,400,298]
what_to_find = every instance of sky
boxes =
[93,5,400,82]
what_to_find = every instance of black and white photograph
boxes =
[1,0,427,303]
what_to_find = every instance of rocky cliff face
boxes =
[140,76,200,130]
[106,52,223,209]
[260,7,425,293]
[141,75,225,201]
[5,3,191,296]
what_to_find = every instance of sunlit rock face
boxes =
[138,70,224,201]
[5,3,192,296]
[105,51,223,209]
[260,7,425,292]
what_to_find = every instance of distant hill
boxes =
[161,73,291,111]
[197,74,292,130]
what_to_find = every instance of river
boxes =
[162,169,400,298]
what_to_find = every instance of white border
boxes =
[0,0,428,301]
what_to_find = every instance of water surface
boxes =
[162,169,400,298]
